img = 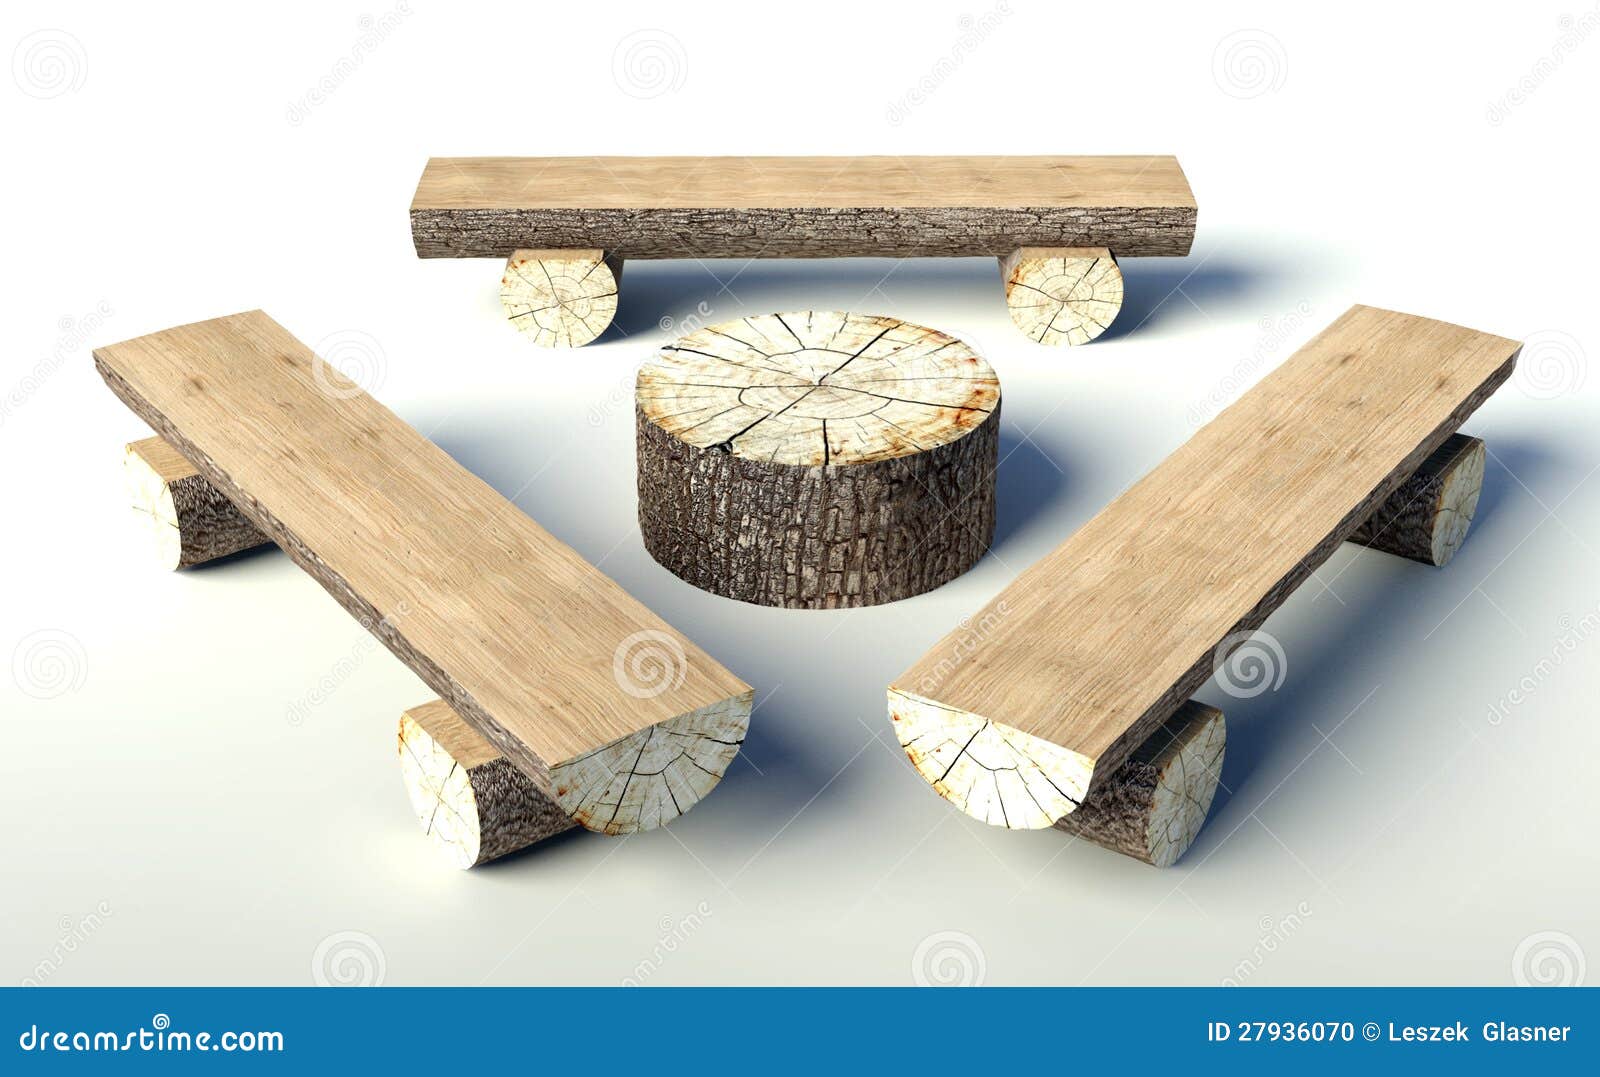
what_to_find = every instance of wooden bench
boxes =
[95,311,754,837]
[410,155,1197,348]
[888,305,1520,844]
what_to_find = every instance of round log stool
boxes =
[636,311,1000,609]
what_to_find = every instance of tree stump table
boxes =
[636,311,1000,609]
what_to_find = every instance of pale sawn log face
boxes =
[500,249,621,348]
[410,156,1198,259]
[398,701,576,868]
[889,689,1092,829]
[125,437,268,569]
[94,312,752,837]
[890,306,1519,808]
[636,312,1000,608]
[1000,247,1124,346]
[637,312,998,466]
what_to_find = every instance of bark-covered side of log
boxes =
[1054,701,1225,867]
[412,205,1198,260]
[637,403,999,609]
[126,438,269,569]
[1349,434,1485,567]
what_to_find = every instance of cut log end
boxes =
[398,700,575,868]
[1055,702,1226,868]
[888,689,1093,829]
[550,691,753,835]
[124,437,267,570]
[637,311,1000,609]
[1000,247,1124,346]
[1350,434,1485,567]
[500,248,622,348]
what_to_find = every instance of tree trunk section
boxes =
[1349,434,1485,567]
[637,311,1000,609]
[125,436,268,569]
[398,699,575,868]
[1054,701,1225,867]
[1000,247,1124,345]
[500,249,622,347]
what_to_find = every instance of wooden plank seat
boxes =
[409,155,1198,347]
[96,311,754,837]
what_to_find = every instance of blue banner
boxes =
[3,987,1595,1072]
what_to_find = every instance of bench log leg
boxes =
[999,246,1124,346]
[500,248,623,347]
[398,699,576,868]
[125,437,269,569]
[1349,434,1485,567]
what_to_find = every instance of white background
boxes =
[2,0,1596,986]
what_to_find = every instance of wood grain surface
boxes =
[95,311,753,834]
[891,305,1520,824]
[411,155,1197,259]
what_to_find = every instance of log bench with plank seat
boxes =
[121,420,1491,866]
[889,305,1520,850]
[409,155,1198,348]
[96,311,754,837]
